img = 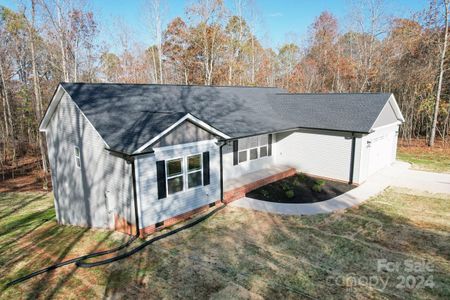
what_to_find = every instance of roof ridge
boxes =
[61,82,280,89]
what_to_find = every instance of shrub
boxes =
[297,173,307,182]
[293,177,301,187]
[281,181,291,191]
[285,190,295,198]
[312,179,326,193]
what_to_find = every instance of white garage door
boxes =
[367,131,396,176]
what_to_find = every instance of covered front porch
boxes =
[223,165,296,203]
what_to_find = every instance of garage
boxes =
[367,128,398,176]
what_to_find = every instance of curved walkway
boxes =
[229,161,450,216]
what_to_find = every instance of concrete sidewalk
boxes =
[229,161,450,216]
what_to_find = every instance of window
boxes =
[249,148,258,160]
[165,154,204,195]
[234,134,270,165]
[74,146,81,168]
[238,150,247,163]
[166,158,184,195]
[259,145,268,157]
[187,154,202,188]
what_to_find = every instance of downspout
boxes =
[129,157,140,236]
[349,133,356,185]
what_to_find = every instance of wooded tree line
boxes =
[0,0,449,179]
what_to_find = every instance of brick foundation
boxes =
[114,200,223,238]
[223,167,296,204]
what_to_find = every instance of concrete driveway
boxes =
[229,161,450,216]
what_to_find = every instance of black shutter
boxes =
[268,134,273,156]
[233,140,238,165]
[203,151,210,186]
[156,160,166,199]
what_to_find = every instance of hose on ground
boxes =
[76,204,225,267]
[6,204,224,286]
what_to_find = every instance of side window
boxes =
[249,148,258,160]
[238,150,247,163]
[235,135,269,164]
[74,146,81,168]
[166,158,184,195]
[187,154,202,188]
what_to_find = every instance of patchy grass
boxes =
[1,189,449,299]
[398,139,450,173]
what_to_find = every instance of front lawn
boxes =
[1,189,449,299]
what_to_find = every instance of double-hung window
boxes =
[187,154,203,188]
[166,154,203,195]
[166,158,184,195]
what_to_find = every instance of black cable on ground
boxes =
[6,204,225,287]
[76,204,225,268]
[6,234,139,287]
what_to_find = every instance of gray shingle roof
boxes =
[60,83,395,154]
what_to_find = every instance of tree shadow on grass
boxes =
[99,196,449,299]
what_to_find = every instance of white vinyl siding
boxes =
[275,129,353,182]
[45,92,133,229]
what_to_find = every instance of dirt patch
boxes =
[0,169,51,193]
[246,173,355,203]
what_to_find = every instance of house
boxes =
[39,83,404,235]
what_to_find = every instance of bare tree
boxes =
[144,0,166,84]
[27,0,48,179]
[429,0,449,146]
[187,0,227,85]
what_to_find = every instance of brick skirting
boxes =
[114,200,223,237]
[115,167,296,237]
[223,167,296,204]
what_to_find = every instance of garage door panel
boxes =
[367,128,397,176]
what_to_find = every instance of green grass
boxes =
[1,189,449,299]
[397,148,450,173]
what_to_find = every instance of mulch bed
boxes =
[246,173,356,204]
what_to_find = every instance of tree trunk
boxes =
[429,0,449,147]
[0,60,15,166]
[29,0,49,184]
[57,0,69,81]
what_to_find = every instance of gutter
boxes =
[349,133,356,185]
